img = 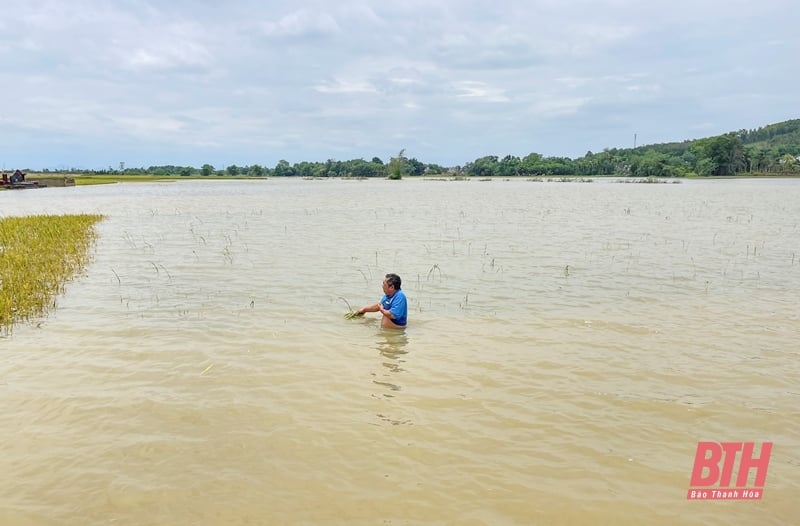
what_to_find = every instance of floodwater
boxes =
[1,178,798,525]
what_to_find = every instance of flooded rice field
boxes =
[1,177,798,525]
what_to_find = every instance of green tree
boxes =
[539,157,574,175]
[407,157,425,177]
[388,149,407,180]
[329,160,345,177]
[347,158,383,178]
[521,153,544,175]
[293,161,318,177]
[778,153,798,172]
[226,165,240,176]
[695,158,718,176]
[371,158,387,177]
[466,156,499,177]
[629,151,676,176]
[425,163,446,175]
[690,134,745,175]
[201,164,214,176]
[273,160,295,177]
[497,155,521,176]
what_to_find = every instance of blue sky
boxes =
[1,0,797,170]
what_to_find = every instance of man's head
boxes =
[383,273,402,295]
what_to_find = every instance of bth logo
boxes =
[687,441,772,500]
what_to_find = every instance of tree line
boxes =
[35,119,800,178]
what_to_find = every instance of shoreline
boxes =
[4,172,798,187]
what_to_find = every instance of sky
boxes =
[1,0,798,170]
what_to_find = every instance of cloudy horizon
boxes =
[1,0,797,170]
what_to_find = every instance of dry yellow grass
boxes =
[0,214,104,333]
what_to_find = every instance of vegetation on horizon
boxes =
[0,214,104,333]
[388,149,407,180]
[17,119,800,179]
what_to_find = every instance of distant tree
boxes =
[388,149,407,180]
[201,164,214,176]
[273,160,294,177]
[180,167,193,177]
[745,147,765,172]
[628,151,676,177]
[371,158,387,177]
[407,157,425,176]
[498,155,521,176]
[226,165,240,176]
[326,160,345,177]
[250,164,265,177]
[293,161,318,177]
[425,163,446,174]
[540,157,575,175]
[521,153,544,175]
[778,153,798,172]
[467,156,499,177]
[690,134,746,175]
[694,157,718,177]
[347,158,380,178]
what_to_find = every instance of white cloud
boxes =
[452,81,510,103]
[114,116,187,136]
[314,78,378,94]
[124,39,212,72]
[533,97,591,117]
[261,8,340,38]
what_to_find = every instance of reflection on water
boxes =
[372,329,413,426]
[372,329,409,396]
[1,178,799,525]
[377,330,409,371]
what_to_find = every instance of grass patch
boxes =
[74,175,177,185]
[71,174,278,185]
[616,178,681,184]
[0,214,104,333]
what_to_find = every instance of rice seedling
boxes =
[0,214,104,333]
[548,177,594,183]
[616,178,681,184]
[339,296,362,319]
[427,264,443,280]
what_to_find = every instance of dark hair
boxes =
[385,273,401,290]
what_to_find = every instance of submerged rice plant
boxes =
[0,214,104,333]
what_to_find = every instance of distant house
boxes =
[10,169,26,183]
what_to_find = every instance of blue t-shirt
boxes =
[381,289,407,326]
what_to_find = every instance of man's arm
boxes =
[356,303,381,316]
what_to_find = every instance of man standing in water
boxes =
[356,273,407,329]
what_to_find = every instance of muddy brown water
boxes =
[1,178,798,525]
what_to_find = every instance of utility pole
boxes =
[634,133,637,149]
